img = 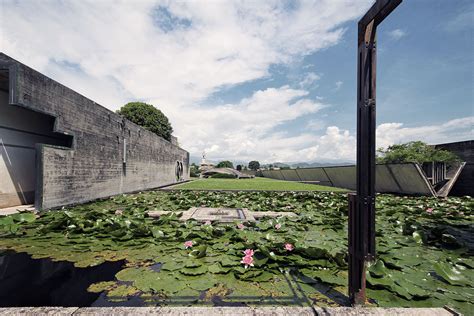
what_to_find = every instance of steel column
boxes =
[349,0,402,306]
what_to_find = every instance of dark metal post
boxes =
[349,0,402,306]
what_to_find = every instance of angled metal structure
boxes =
[349,0,402,305]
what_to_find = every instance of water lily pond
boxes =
[0,191,472,313]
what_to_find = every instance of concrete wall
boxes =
[435,140,473,196]
[0,90,73,208]
[0,54,189,210]
[262,163,435,196]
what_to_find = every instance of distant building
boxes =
[199,151,214,172]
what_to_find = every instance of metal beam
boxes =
[349,0,402,306]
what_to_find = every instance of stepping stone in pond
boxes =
[147,207,297,223]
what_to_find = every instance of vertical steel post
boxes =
[349,0,402,306]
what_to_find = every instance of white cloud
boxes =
[334,80,343,91]
[0,0,375,162]
[388,28,406,40]
[1,0,373,109]
[1,2,471,164]
[376,117,474,150]
[306,119,326,131]
[299,72,320,88]
[177,85,328,162]
[445,3,474,32]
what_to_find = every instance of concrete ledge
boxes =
[0,307,456,316]
[0,307,79,315]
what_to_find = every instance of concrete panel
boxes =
[324,166,356,190]
[279,169,300,181]
[388,164,434,195]
[375,164,401,193]
[0,54,189,210]
[262,170,285,180]
[261,170,272,178]
[295,168,330,182]
[445,163,473,197]
[262,164,437,196]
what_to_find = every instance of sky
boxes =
[1,0,473,163]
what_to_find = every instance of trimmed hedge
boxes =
[209,173,236,179]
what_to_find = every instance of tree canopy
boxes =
[248,161,260,171]
[217,160,234,169]
[117,102,173,141]
[376,141,459,164]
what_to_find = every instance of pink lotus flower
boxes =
[204,220,212,226]
[275,223,281,230]
[426,208,433,214]
[284,243,294,251]
[184,240,193,249]
[243,249,255,257]
[237,223,245,230]
[241,255,254,269]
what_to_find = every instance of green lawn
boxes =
[171,177,347,191]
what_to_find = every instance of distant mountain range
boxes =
[189,156,354,168]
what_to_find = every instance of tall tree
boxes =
[117,102,173,141]
[248,160,260,171]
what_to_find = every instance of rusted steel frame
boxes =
[349,0,402,306]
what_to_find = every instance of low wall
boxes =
[0,53,189,210]
[262,163,435,196]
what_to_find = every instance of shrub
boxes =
[190,163,200,178]
[117,102,173,141]
[216,160,234,168]
[210,173,236,179]
[377,141,459,164]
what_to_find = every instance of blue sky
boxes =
[1,0,472,163]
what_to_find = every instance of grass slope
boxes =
[172,177,346,192]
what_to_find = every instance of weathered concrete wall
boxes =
[0,54,189,210]
[0,90,72,207]
[435,140,473,196]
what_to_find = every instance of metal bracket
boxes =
[364,99,376,107]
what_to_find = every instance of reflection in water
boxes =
[0,251,124,307]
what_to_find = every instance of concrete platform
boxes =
[0,204,35,216]
[0,307,457,316]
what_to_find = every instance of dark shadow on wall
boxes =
[0,70,73,208]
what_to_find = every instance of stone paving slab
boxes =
[148,207,297,223]
[0,205,35,216]
[0,307,78,315]
[0,307,456,316]
[313,307,455,315]
[73,307,160,315]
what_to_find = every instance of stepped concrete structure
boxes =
[0,53,189,210]
[435,140,473,196]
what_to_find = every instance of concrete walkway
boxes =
[0,204,35,216]
[0,307,457,315]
